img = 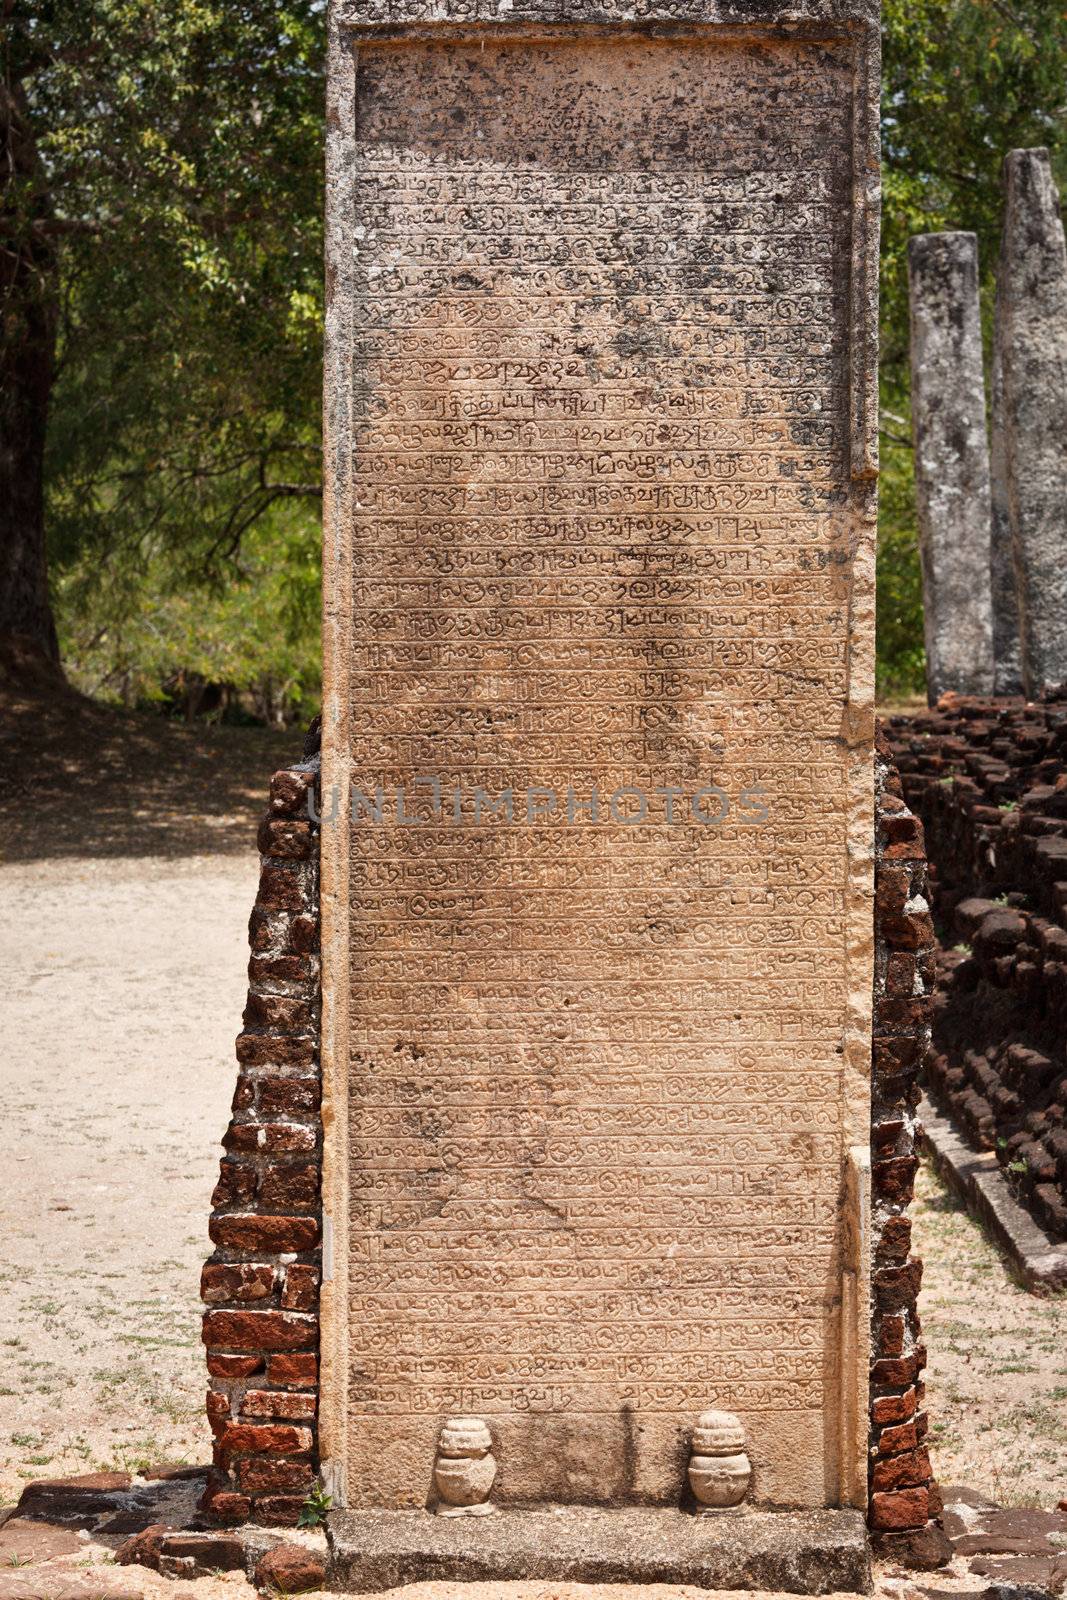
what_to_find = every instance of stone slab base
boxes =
[327,1506,871,1595]
[919,1096,1067,1293]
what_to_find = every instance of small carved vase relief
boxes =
[687,1409,752,1509]
[432,1416,497,1515]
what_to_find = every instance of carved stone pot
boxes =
[687,1409,752,1509]
[433,1416,497,1515]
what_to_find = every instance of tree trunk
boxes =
[1,75,61,668]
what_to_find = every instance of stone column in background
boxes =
[989,339,1025,696]
[996,148,1067,696]
[908,232,995,705]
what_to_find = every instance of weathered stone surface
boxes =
[989,339,1024,695]
[321,0,878,1513]
[995,148,1067,695]
[327,1505,871,1593]
[908,232,995,702]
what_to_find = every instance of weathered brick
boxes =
[237,1456,315,1494]
[871,1447,932,1493]
[269,769,315,818]
[267,1352,317,1387]
[877,1420,918,1455]
[207,1353,264,1381]
[288,914,319,955]
[242,993,313,1034]
[257,1163,320,1210]
[241,1390,317,1421]
[202,1309,317,1353]
[211,1161,257,1210]
[235,1033,316,1068]
[281,1264,319,1311]
[216,1422,313,1461]
[209,1214,320,1253]
[200,1262,274,1305]
[258,1078,320,1119]
[249,1496,304,1528]
[874,1156,919,1206]
[224,1122,318,1156]
[869,1488,930,1531]
[874,1258,923,1314]
[258,818,313,860]
[256,863,305,912]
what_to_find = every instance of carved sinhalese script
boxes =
[328,27,875,1508]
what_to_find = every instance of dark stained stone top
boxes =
[336,0,880,34]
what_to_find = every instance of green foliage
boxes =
[56,504,321,724]
[298,1482,332,1528]
[15,0,1067,711]
[9,0,325,718]
[877,0,1067,696]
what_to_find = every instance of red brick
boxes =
[268,1352,317,1387]
[885,953,918,996]
[217,1422,313,1463]
[250,1496,304,1527]
[870,1354,919,1385]
[878,1314,905,1358]
[224,1122,317,1155]
[242,993,313,1034]
[236,1033,315,1068]
[281,1265,319,1311]
[200,1263,274,1306]
[248,954,315,987]
[269,770,314,818]
[197,1481,250,1524]
[869,1488,929,1531]
[206,1390,231,1435]
[874,1156,919,1206]
[256,864,304,912]
[877,1214,912,1262]
[871,1447,932,1493]
[258,1078,320,1118]
[258,818,313,860]
[288,915,319,955]
[257,1163,320,1210]
[232,1077,255,1113]
[877,1421,917,1454]
[209,1214,320,1253]
[241,1390,316,1421]
[203,1309,317,1353]
[211,1161,257,1209]
[237,1457,315,1493]
[207,1353,264,1380]
[874,1258,923,1314]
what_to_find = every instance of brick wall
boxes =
[201,744,945,1560]
[868,730,947,1564]
[886,695,1067,1240]
[200,760,322,1527]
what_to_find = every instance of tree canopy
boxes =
[4,0,1066,714]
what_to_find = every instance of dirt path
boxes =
[0,853,257,1503]
[911,1159,1067,1506]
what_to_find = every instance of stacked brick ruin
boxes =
[200,743,945,1557]
[868,730,946,1563]
[886,695,1067,1240]
[200,758,322,1526]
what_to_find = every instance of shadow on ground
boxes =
[0,667,301,862]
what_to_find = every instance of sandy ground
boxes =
[0,853,256,1502]
[910,1159,1067,1506]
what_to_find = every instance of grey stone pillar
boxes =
[989,338,1025,695]
[908,232,995,704]
[996,148,1067,696]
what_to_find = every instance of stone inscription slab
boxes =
[323,16,876,1511]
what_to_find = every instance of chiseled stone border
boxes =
[200,739,947,1562]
